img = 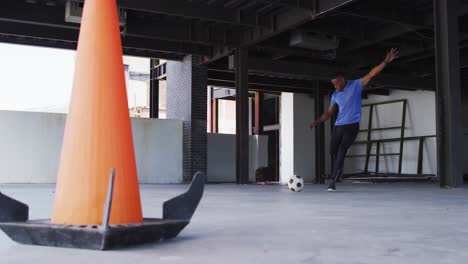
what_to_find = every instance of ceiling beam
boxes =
[207,79,318,94]
[340,23,433,52]
[0,21,208,57]
[253,0,316,9]
[0,34,184,60]
[122,36,210,56]
[339,0,468,52]
[459,0,468,16]
[208,69,320,90]
[0,1,76,29]
[338,7,433,30]
[337,3,434,52]
[241,8,313,46]
[300,18,368,41]
[117,0,264,28]
[125,18,230,46]
[243,57,434,90]
[403,52,468,75]
[206,0,358,63]
[348,37,468,71]
[255,44,336,60]
[0,1,229,46]
[247,57,337,80]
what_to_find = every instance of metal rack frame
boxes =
[344,99,436,180]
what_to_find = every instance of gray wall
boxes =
[132,118,184,183]
[207,133,268,183]
[293,93,316,181]
[0,111,183,184]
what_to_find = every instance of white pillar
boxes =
[280,92,316,183]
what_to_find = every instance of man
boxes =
[310,48,399,192]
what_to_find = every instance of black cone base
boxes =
[0,218,188,250]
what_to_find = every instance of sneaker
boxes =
[327,182,336,192]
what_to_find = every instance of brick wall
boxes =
[167,55,207,181]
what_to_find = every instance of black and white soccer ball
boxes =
[288,175,304,192]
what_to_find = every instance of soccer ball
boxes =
[288,175,304,192]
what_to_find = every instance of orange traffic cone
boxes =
[51,0,143,225]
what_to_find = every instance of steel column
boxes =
[375,142,381,175]
[254,92,264,135]
[149,59,159,118]
[434,0,463,187]
[397,101,407,176]
[417,137,425,175]
[364,105,374,173]
[211,97,219,133]
[314,86,326,184]
[235,48,249,184]
[329,90,336,176]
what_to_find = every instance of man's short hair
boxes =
[331,72,345,81]
[332,71,344,79]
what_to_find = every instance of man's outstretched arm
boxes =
[361,48,399,87]
[310,104,337,129]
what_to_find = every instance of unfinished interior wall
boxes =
[0,111,183,184]
[323,90,437,176]
[207,133,268,183]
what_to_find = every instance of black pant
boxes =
[330,122,360,182]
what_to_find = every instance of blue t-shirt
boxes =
[330,79,363,126]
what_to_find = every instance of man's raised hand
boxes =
[384,48,399,64]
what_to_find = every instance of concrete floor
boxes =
[1,183,468,264]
